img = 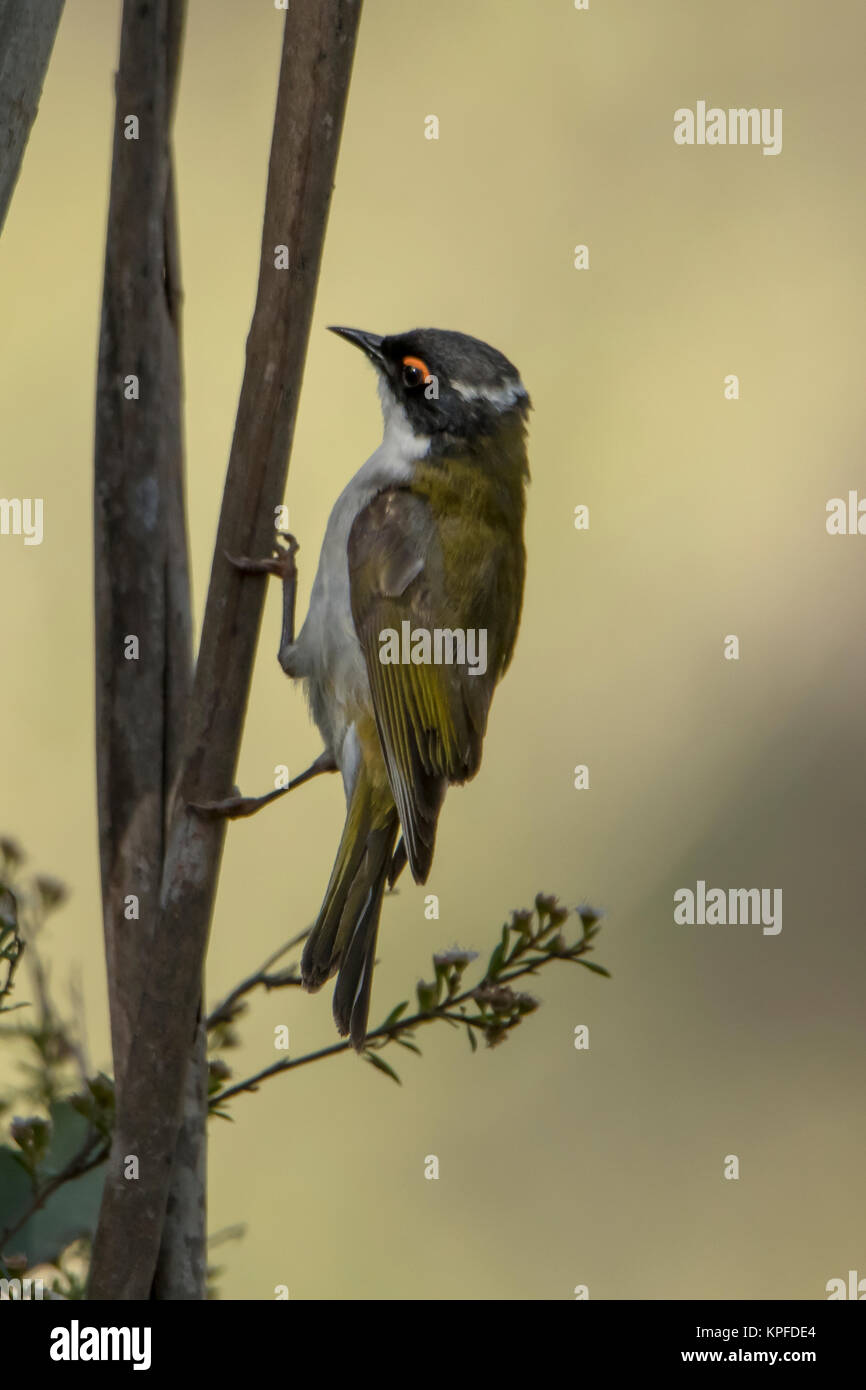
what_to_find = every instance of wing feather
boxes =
[348,487,494,881]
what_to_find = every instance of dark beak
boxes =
[327,325,385,366]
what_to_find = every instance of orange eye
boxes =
[401,355,430,388]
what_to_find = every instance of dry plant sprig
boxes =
[208,895,608,1107]
[0,840,110,1282]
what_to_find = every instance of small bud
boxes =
[211,1023,241,1050]
[208,1059,231,1091]
[34,876,68,911]
[416,979,438,1012]
[510,908,533,935]
[10,1114,50,1167]
[577,903,604,930]
[534,892,558,918]
[432,947,477,969]
[87,1072,115,1107]
[0,838,24,867]
[482,1021,509,1048]
[474,984,516,1013]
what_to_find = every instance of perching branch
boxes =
[88,0,363,1300]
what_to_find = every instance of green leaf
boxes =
[487,941,506,978]
[40,1101,96,1176]
[0,1101,107,1266]
[380,1000,409,1030]
[504,921,525,964]
[575,959,610,977]
[465,1024,477,1053]
[0,1144,33,1227]
[363,1051,401,1085]
[394,1037,422,1055]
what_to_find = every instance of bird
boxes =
[283,326,531,1048]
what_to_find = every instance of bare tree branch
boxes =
[150,1014,206,1300]
[0,0,65,236]
[88,0,363,1300]
[92,0,200,1297]
[93,0,188,1097]
[153,97,206,1303]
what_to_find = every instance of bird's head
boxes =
[328,325,530,458]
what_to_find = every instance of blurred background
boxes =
[1,0,864,1299]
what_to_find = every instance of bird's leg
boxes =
[189,750,337,820]
[225,529,299,672]
[191,530,325,820]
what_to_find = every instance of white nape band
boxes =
[451,378,528,410]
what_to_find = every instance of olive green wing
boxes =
[347,487,496,882]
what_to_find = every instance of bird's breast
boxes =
[293,441,416,769]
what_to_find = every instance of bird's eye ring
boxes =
[401,355,429,389]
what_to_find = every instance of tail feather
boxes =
[301,788,372,989]
[301,770,399,1049]
[332,824,397,1047]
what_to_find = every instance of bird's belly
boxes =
[298,576,370,784]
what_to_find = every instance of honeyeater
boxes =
[285,326,531,1047]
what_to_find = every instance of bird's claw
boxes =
[225,530,299,580]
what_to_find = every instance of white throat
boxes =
[377,375,431,463]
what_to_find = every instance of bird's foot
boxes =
[225,529,299,581]
[189,785,288,820]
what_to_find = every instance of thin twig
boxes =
[210,944,592,1106]
[205,928,310,1030]
[0,1133,109,1254]
[67,965,90,1088]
